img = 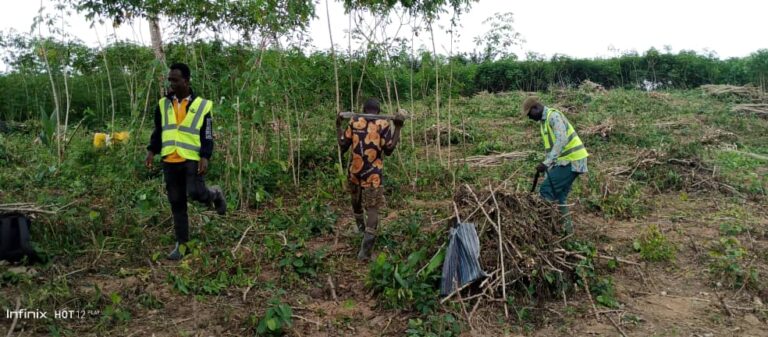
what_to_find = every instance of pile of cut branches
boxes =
[701,84,761,100]
[731,104,768,119]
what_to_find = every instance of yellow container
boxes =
[112,131,130,143]
[93,133,107,148]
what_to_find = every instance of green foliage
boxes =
[587,178,648,220]
[367,249,444,313]
[565,240,619,308]
[473,140,508,155]
[406,313,462,337]
[591,277,620,308]
[99,293,131,327]
[633,224,676,262]
[278,242,326,279]
[719,223,745,236]
[249,299,293,336]
[297,199,337,236]
[165,241,255,295]
[708,237,760,289]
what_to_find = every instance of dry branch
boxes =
[456,151,532,167]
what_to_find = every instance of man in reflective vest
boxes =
[145,63,226,260]
[522,96,588,234]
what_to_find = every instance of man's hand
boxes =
[198,158,209,175]
[144,151,155,169]
[536,162,548,173]
[393,110,406,127]
[336,112,344,127]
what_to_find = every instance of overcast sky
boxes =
[1,0,766,69]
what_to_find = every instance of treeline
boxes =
[1,35,767,123]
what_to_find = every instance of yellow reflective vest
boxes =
[540,108,589,162]
[159,97,212,161]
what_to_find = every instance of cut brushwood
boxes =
[731,104,768,119]
[701,84,761,99]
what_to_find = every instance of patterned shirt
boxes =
[340,117,395,188]
[541,107,588,173]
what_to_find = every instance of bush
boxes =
[708,237,760,289]
[367,249,444,313]
[633,224,676,262]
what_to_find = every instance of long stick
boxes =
[490,186,509,319]
[5,297,20,337]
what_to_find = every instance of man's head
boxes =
[168,63,191,96]
[522,96,544,121]
[363,98,381,114]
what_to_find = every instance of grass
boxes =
[1,87,767,336]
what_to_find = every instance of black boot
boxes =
[353,213,365,233]
[357,233,376,261]
[167,242,184,261]
[211,186,226,215]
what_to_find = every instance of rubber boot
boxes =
[353,213,365,233]
[211,186,226,215]
[559,205,573,235]
[357,233,376,261]
[167,242,183,261]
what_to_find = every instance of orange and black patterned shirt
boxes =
[340,117,395,188]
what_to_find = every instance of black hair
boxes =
[363,98,380,113]
[169,63,191,80]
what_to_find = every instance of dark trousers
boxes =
[540,164,581,232]
[163,161,214,243]
[539,164,580,205]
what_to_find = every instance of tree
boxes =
[472,12,524,63]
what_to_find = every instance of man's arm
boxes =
[384,120,403,156]
[147,106,162,154]
[543,112,569,167]
[199,114,213,159]
[337,117,352,153]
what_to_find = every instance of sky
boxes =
[1,0,766,70]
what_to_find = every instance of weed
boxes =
[278,242,326,280]
[248,299,293,336]
[98,293,131,328]
[367,248,444,313]
[719,223,745,236]
[708,237,760,289]
[633,224,676,262]
[406,313,462,337]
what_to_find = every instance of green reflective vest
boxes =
[540,108,589,162]
[159,97,212,161]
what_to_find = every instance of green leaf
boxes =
[278,305,292,319]
[394,267,408,288]
[266,318,278,331]
[423,248,445,276]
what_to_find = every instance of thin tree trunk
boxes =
[236,97,244,209]
[349,9,354,111]
[149,17,165,62]
[325,0,344,182]
[149,15,166,96]
[37,1,61,164]
[429,23,442,164]
[59,8,71,149]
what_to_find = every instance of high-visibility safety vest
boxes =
[540,108,589,162]
[159,97,211,161]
